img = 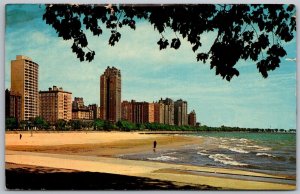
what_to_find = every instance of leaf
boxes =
[108,31,121,46]
[170,38,181,49]
[196,53,209,63]
[157,38,169,50]
[258,34,269,49]
[192,42,201,52]
[85,51,95,62]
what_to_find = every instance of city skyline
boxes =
[5,4,297,129]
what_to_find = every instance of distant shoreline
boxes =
[5,130,296,135]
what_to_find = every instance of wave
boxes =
[239,138,251,143]
[246,145,271,151]
[147,155,178,161]
[256,153,274,157]
[219,145,249,153]
[166,152,177,155]
[209,154,248,166]
[229,147,249,154]
[197,150,209,156]
[256,153,286,161]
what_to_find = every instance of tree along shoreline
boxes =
[5,117,296,134]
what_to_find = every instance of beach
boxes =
[5,131,296,190]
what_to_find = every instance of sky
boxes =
[5,4,297,129]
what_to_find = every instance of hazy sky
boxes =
[5,4,296,129]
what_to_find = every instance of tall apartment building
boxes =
[39,86,72,125]
[122,100,154,124]
[144,103,155,123]
[88,104,100,120]
[121,100,133,122]
[174,99,188,126]
[132,101,144,124]
[5,89,21,121]
[154,102,165,124]
[188,110,197,126]
[11,55,39,121]
[100,66,121,123]
[72,97,85,109]
[159,98,174,125]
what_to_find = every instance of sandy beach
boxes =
[5,131,296,190]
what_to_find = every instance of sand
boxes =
[5,131,296,190]
[6,131,202,156]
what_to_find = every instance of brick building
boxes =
[100,66,121,123]
[39,86,72,125]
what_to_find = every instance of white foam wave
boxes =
[229,147,249,154]
[197,151,209,156]
[256,153,274,157]
[209,154,247,166]
[166,152,177,155]
[147,155,178,161]
[257,147,271,151]
[246,145,271,151]
[219,145,249,153]
[239,138,250,142]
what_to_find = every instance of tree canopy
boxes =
[43,4,296,81]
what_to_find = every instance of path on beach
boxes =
[6,150,295,190]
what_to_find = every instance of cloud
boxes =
[6,5,43,27]
[285,57,296,62]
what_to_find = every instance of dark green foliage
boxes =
[69,120,82,130]
[103,120,116,131]
[55,119,67,130]
[5,117,18,130]
[33,116,49,130]
[93,119,105,130]
[6,117,291,133]
[116,120,136,131]
[43,4,296,81]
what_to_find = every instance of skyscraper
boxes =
[174,99,188,126]
[121,100,133,122]
[131,101,154,124]
[154,102,165,124]
[100,66,121,122]
[39,86,72,125]
[11,55,39,121]
[188,110,197,126]
[159,98,174,125]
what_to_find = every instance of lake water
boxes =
[120,132,296,177]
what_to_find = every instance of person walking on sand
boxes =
[153,140,157,152]
[19,134,22,140]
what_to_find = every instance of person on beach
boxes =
[19,134,22,140]
[153,140,157,152]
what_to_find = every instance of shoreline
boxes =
[6,150,295,190]
[5,130,296,135]
[6,132,203,157]
[5,131,296,190]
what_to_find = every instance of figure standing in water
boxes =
[19,134,22,140]
[153,140,157,152]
